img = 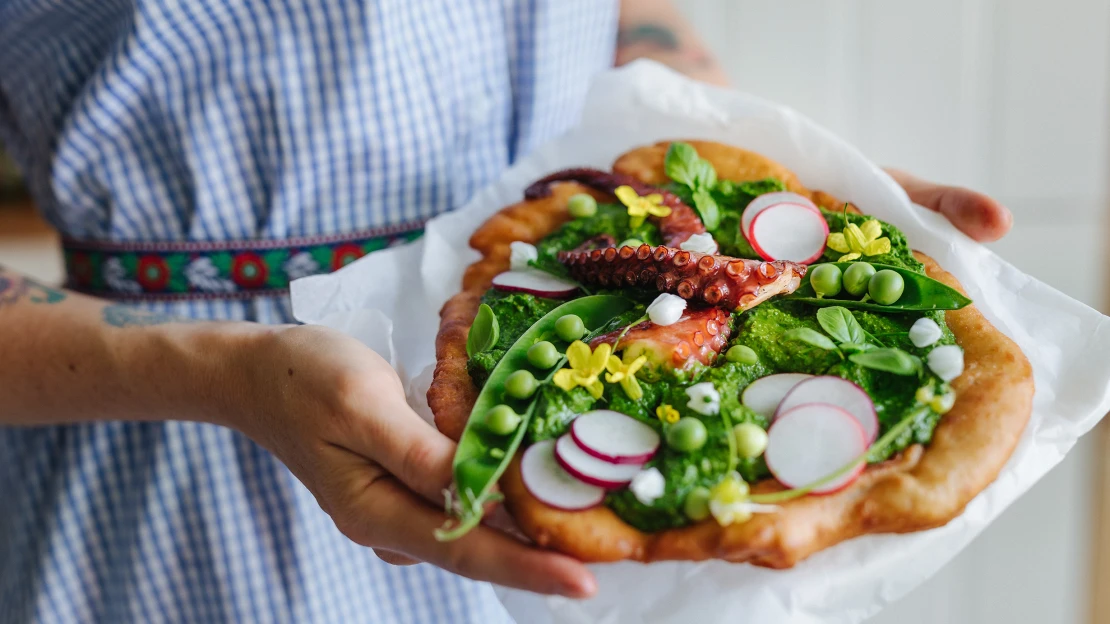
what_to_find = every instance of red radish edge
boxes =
[554,435,642,489]
[774,376,879,444]
[764,403,867,495]
[520,440,606,510]
[740,373,814,420]
[748,203,829,264]
[491,269,579,298]
[741,192,818,241]
[570,410,660,465]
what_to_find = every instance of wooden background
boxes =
[677,1,1110,622]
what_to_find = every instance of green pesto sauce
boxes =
[466,176,954,532]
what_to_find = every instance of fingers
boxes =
[350,475,597,598]
[884,169,1013,242]
[374,548,420,566]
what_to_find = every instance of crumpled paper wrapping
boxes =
[291,61,1110,623]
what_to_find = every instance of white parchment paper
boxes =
[291,61,1110,623]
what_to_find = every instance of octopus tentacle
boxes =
[559,244,806,312]
[524,168,706,247]
[590,307,733,370]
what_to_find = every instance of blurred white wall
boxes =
[680,1,1110,623]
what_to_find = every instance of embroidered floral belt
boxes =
[63,222,425,301]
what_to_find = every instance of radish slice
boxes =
[554,434,642,489]
[491,269,579,298]
[749,203,829,264]
[741,192,818,240]
[775,376,879,443]
[741,373,814,419]
[764,404,867,494]
[520,440,606,510]
[570,410,661,465]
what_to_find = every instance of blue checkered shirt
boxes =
[0,1,618,621]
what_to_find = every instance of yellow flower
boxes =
[708,472,753,526]
[615,185,672,228]
[553,340,612,399]
[605,353,649,400]
[826,219,891,262]
[655,404,680,424]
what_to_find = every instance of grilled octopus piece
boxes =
[524,167,706,247]
[558,243,806,312]
[591,307,733,370]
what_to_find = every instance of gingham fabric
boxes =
[0,1,618,621]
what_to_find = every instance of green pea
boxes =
[526,341,560,369]
[725,344,758,365]
[842,262,876,297]
[810,264,843,298]
[868,269,905,305]
[504,370,538,400]
[683,486,712,521]
[567,194,597,219]
[554,314,586,342]
[484,405,521,435]
[732,422,769,459]
[666,417,708,453]
[618,238,644,249]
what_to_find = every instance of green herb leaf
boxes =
[692,189,721,230]
[782,327,839,351]
[838,342,874,354]
[849,348,922,376]
[693,159,717,189]
[816,306,866,345]
[664,142,700,188]
[466,304,499,357]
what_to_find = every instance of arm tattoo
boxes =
[102,304,194,328]
[616,21,716,72]
[0,273,67,308]
[617,24,680,51]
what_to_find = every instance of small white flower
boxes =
[646,293,686,326]
[282,251,322,281]
[509,241,538,271]
[185,257,236,292]
[679,233,718,254]
[927,345,965,381]
[629,467,665,505]
[685,381,720,416]
[909,318,943,348]
[102,257,142,294]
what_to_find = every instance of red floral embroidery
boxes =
[70,252,94,288]
[331,243,365,271]
[231,252,268,288]
[136,255,170,291]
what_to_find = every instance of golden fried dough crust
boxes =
[429,141,1034,566]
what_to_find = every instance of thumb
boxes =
[346,391,458,505]
[884,169,1012,242]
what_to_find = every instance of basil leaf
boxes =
[849,348,921,376]
[466,303,499,357]
[692,189,721,230]
[782,327,838,351]
[694,159,717,189]
[838,342,874,354]
[664,142,699,188]
[816,306,866,345]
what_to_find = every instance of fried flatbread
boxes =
[428,141,1034,566]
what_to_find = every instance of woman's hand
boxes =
[885,169,1013,242]
[230,324,598,598]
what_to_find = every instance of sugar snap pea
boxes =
[787,262,971,311]
[436,294,634,541]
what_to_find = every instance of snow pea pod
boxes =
[436,294,634,541]
[787,262,971,312]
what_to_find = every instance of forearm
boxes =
[616,0,730,87]
[0,266,267,427]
